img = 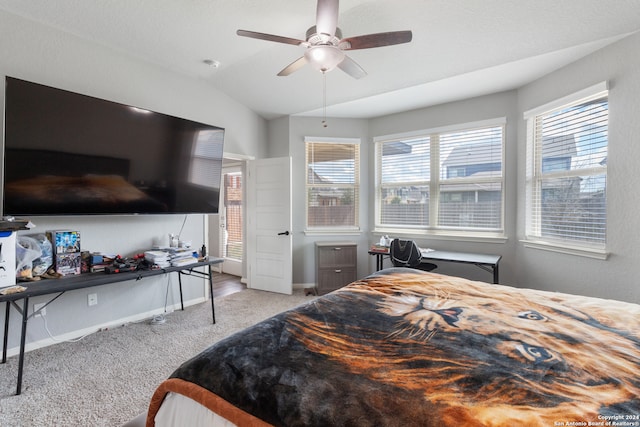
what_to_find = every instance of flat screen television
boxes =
[2,77,224,216]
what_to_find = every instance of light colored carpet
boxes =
[0,289,316,427]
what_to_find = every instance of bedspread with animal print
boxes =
[151,268,640,426]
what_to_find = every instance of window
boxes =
[524,83,608,255]
[375,119,505,236]
[306,137,360,230]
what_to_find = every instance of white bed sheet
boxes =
[154,392,236,427]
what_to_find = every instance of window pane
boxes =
[307,142,357,184]
[540,175,606,243]
[438,126,503,230]
[527,92,608,248]
[380,138,430,184]
[539,99,608,173]
[306,141,359,229]
[308,187,357,227]
[380,186,429,226]
[440,127,503,179]
[439,182,502,229]
[376,122,504,233]
[223,172,243,261]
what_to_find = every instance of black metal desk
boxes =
[369,249,501,284]
[0,257,223,395]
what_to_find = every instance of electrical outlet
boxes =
[88,293,98,306]
[34,303,46,317]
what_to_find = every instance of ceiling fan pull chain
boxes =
[322,71,328,127]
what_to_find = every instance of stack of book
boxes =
[369,244,390,253]
[167,248,198,267]
[144,250,171,268]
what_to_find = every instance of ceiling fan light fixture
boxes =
[304,45,345,72]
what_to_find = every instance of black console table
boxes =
[0,257,223,395]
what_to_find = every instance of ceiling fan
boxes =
[236,0,412,79]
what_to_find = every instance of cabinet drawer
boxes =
[317,245,357,268]
[317,267,357,294]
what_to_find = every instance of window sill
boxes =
[373,228,507,244]
[520,239,609,260]
[305,229,363,236]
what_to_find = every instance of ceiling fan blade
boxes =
[237,29,306,46]
[341,30,413,50]
[277,56,308,76]
[316,0,339,36]
[337,55,367,79]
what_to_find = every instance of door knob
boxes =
[277,231,290,236]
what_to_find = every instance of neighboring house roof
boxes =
[442,141,502,168]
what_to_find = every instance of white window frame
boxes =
[522,82,609,259]
[374,118,506,241]
[305,136,361,234]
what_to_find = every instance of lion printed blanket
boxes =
[148,269,640,426]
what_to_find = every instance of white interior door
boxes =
[246,157,292,294]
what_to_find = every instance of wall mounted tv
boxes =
[2,77,224,216]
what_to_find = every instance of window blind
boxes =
[526,91,608,247]
[306,140,360,229]
[438,126,503,230]
[376,119,505,234]
[377,137,431,227]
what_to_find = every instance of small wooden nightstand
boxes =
[315,242,357,295]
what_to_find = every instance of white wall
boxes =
[515,31,640,303]
[0,10,267,354]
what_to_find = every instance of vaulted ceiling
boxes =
[1,0,638,120]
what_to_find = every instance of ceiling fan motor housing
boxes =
[306,26,342,46]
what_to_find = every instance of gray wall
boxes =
[285,32,640,304]
[287,117,371,286]
[0,10,267,355]
[369,90,519,285]
[515,31,640,303]
[284,92,519,286]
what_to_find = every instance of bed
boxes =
[145,268,640,426]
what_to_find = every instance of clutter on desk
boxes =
[48,230,81,276]
[1,217,34,232]
[145,247,200,268]
[370,235,392,254]
[0,230,17,288]
[0,285,26,295]
[8,222,205,282]
[369,244,390,253]
[0,217,33,288]
[16,234,53,280]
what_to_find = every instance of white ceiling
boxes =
[1,0,639,120]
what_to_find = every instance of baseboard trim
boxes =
[4,297,206,358]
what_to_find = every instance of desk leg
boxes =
[178,273,184,311]
[2,301,9,364]
[16,297,29,395]
[493,265,499,284]
[208,264,215,324]
[375,253,384,271]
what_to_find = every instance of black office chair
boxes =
[389,239,437,272]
